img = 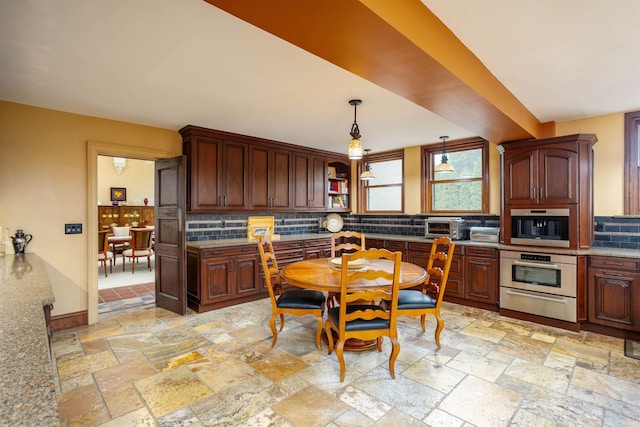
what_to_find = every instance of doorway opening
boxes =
[97,155,156,317]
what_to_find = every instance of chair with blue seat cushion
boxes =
[325,248,402,382]
[257,236,326,350]
[387,236,454,349]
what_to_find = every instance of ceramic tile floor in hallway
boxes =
[51,300,640,426]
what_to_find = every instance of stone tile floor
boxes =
[52,300,640,426]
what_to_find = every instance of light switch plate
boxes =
[65,223,82,234]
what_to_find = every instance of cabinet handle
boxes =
[539,187,544,199]
[531,187,536,199]
[602,261,624,266]
[223,196,228,207]
[178,208,182,232]
[602,271,624,277]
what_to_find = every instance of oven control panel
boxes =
[520,253,551,263]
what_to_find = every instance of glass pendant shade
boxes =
[434,135,455,172]
[360,166,375,180]
[349,138,363,159]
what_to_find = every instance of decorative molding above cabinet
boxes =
[180,125,350,213]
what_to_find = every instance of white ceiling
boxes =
[1,0,638,154]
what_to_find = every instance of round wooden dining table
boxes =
[280,257,427,351]
[280,257,427,292]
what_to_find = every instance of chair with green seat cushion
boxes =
[257,236,326,350]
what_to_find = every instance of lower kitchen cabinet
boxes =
[187,237,330,312]
[588,256,640,332]
[464,247,498,307]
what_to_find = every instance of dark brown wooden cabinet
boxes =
[249,145,293,210]
[98,205,154,229]
[181,127,249,211]
[303,237,332,259]
[588,256,640,332]
[499,133,596,249]
[464,246,498,306]
[294,153,327,210]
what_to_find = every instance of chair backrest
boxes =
[98,230,109,254]
[112,226,130,237]
[424,237,456,305]
[130,228,153,253]
[331,231,366,258]
[257,236,282,308]
[338,248,402,333]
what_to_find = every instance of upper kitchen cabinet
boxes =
[181,126,249,212]
[500,134,596,206]
[294,153,327,210]
[249,145,293,210]
[327,159,350,211]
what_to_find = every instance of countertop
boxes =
[187,233,640,258]
[0,253,58,426]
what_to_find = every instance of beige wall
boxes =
[556,112,624,216]
[0,101,182,317]
[98,156,155,206]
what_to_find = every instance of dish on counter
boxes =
[330,257,369,270]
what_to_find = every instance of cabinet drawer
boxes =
[386,241,407,251]
[304,238,331,248]
[589,256,640,271]
[465,247,497,259]
[202,244,256,258]
[273,241,304,251]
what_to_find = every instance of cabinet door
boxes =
[249,145,271,210]
[201,258,234,304]
[294,154,327,209]
[504,150,537,205]
[538,148,578,204]
[311,156,327,209]
[235,253,261,296]
[465,257,498,305]
[271,149,293,209]
[220,141,249,210]
[588,269,640,331]
[188,136,222,211]
[294,154,311,209]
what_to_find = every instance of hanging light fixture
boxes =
[347,99,363,159]
[113,157,127,175]
[360,148,375,180]
[434,135,455,172]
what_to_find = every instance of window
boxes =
[421,138,489,213]
[359,150,403,213]
[625,111,640,214]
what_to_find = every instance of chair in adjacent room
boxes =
[108,226,131,255]
[97,230,113,277]
[325,248,402,382]
[386,236,455,349]
[257,236,326,350]
[122,228,154,273]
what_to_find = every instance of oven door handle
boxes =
[506,289,568,304]
[513,260,560,270]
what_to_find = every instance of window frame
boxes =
[624,111,640,215]
[358,149,404,213]
[421,137,489,213]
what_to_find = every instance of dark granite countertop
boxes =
[187,233,640,258]
[0,253,58,426]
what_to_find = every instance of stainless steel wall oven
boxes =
[500,250,577,322]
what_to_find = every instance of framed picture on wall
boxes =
[110,187,127,202]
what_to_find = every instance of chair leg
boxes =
[315,316,323,351]
[147,255,151,271]
[131,256,136,274]
[122,254,126,272]
[269,313,278,348]
[278,313,285,331]
[336,340,346,382]
[389,337,400,379]
[101,260,107,278]
[420,314,427,332]
[434,312,444,350]
[325,322,335,355]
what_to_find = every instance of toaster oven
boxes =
[424,217,467,240]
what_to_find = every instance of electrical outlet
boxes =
[65,223,82,234]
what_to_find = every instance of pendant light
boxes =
[434,135,455,172]
[347,99,363,159]
[360,149,375,180]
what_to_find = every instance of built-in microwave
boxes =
[424,217,467,240]
[510,208,570,248]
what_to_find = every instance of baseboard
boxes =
[51,310,88,331]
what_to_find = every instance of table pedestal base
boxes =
[323,331,378,352]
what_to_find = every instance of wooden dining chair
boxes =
[257,236,326,350]
[386,237,455,349]
[325,248,402,382]
[122,228,154,273]
[330,230,366,258]
[97,230,113,277]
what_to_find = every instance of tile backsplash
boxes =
[593,216,640,250]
